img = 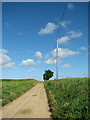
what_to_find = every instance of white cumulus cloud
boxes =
[0,49,8,54]
[37,60,41,64]
[67,3,75,10]
[62,64,71,69]
[27,68,37,72]
[51,48,80,58]
[0,49,15,68]
[80,46,87,50]
[67,30,82,38]
[35,51,42,59]
[45,54,49,59]
[58,36,70,44]
[38,22,57,35]
[20,59,35,66]
[58,30,82,44]
[59,21,70,28]
[45,57,62,65]
[45,58,56,65]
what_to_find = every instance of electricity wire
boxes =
[56,4,67,39]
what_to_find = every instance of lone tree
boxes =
[43,69,53,80]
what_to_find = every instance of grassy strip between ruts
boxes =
[2,79,37,106]
[44,78,89,119]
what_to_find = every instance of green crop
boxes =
[2,79,37,106]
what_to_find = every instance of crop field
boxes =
[44,78,88,119]
[2,79,37,106]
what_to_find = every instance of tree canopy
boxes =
[43,69,53,80]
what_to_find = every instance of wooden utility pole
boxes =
[55,4,66,81]
[56,38,58,80]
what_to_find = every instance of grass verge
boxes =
[44,78,89,119]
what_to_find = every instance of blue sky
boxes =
[1,2,88,81]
